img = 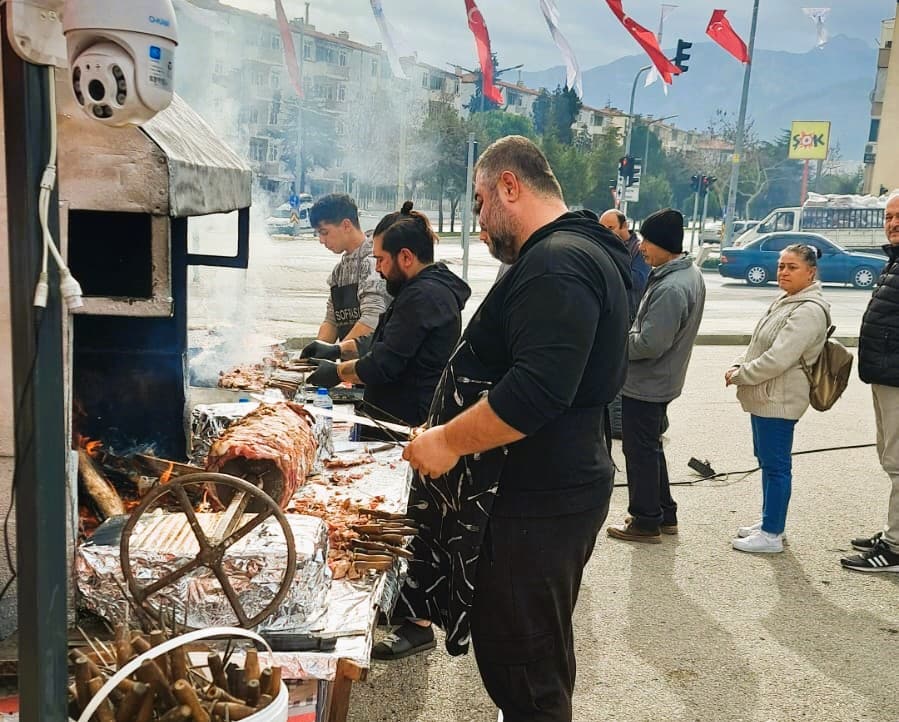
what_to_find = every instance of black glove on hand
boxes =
[306,359,341,388]
[300,340,340,361]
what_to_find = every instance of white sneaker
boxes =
[737,522,787,542]
[732,530,784,553]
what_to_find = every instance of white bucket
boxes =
[76,626,288,722]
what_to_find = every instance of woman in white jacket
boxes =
[725,244,830,553]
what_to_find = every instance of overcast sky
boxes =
[221,0,896,71]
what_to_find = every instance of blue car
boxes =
[718,232,885,288]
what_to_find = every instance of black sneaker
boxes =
[371,621,436,661]
[850,531,883,551]
[841,539,899,573]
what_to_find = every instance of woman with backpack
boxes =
[724,244,830,553]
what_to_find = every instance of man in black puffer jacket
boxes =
[841,192,899,573]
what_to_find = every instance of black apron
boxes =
[331,282,361,341]
[392,338,507,656]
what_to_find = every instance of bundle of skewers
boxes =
[68,624,282,721]
[349,508,418,572]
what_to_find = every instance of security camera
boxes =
[62,0,178,126]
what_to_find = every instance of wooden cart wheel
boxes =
[120,472,297,629]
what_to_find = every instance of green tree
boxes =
[629,176,674,221]
[549,85,582,145]
[410,103,468,232]
[465,53,502,114]
[532,89,551,136]
[467,109,536,148]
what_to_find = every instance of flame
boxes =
[76,434,103,458]
[159,462,174,485]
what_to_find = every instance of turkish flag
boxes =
[275,0,304,98]
[464,0,504,105]
[604,0,681,84]
[706,9,750,63]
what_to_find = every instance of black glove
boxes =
[300,340,340,361]
[306,359,341,388]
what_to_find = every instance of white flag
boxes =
[538,0,583,98]
[370,0,407,79]
[802,7,830,50]
[645,3,678,89]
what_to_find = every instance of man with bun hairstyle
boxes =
[607,208,706,544]
[303,202,470,437]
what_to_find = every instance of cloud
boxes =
[221,0,895,71]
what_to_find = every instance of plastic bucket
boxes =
[76,626,288,722]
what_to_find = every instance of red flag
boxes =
[464,0,503,105]
[604,0,681,84]
[274,0,304,98]
[706,9,749,63]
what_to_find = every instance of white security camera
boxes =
[62,0,178,126]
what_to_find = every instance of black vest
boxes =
[858,244,899,387]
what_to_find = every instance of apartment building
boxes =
[864,14,895,193]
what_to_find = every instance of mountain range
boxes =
[519,34,877,161]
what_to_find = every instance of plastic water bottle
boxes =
[313,387,334,456]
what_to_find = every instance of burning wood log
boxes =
[79,449,126,518]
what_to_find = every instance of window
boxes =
[248,107,260,124]
[338,84,346,102]
[214,60,224,75]
[371,59,379,77]
[304,41,313,60]
[429,74,444,92]
[249,138,267,162]
[254,71,266,86]
[316,44,337,64]
[453,79,460,94]
[761,235,791,252]
[421,72,429,89]
[759,212,795,234]
[869,118,881,143]
[268,102,279,125]
[271,34,281,50]
[268,145,279,161]
[270,71,280,89]
[339,51,347,67]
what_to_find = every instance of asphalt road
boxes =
[187,228,875,359]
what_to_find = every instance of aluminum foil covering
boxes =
[76,512,331,631]
[189,401,259,466]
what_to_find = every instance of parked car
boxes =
[718,231,885,288]
[720,220,760,245]
[265,198,313,237]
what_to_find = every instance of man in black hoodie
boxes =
[303,202,471,437]
[400,136,631,722]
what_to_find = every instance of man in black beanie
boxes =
[608,208,706,543]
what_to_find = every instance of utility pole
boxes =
[295,15,305,193]
[461,132,476,281]
[622,65,651,217]
[642,114,678,179]
[722,0,760,248]
[396,80,408,206]
[689,177,701,252]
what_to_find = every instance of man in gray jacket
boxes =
[608,208,706,543]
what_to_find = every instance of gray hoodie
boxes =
[623,254,706,403]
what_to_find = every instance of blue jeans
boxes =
[750,415,797,535]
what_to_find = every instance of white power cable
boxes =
[34,65,83,310]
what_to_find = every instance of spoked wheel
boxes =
[852,267,876,289]
[120,472,296,629]
[745,265,769,286]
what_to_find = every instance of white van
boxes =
[732,193,886,251]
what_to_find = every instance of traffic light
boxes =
[674,39,693,74]
[700,175,716,196]
[629,158,641,188]
[618,155,634,185]
[691,174,700,193]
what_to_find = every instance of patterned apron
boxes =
[392,338,508,656]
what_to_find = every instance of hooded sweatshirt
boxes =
[355,262,471,428]
[730,281,829,420]
[465,211,632,517]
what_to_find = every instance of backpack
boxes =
[799,302,853,411]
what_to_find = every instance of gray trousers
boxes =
[873,384,899,552]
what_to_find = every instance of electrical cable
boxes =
[612,441,878,489]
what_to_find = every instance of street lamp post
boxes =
[722,0,761,248]
[622,65,651,217]
[642,114,678,179]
